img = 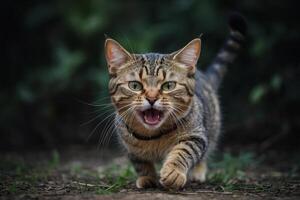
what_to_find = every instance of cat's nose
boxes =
[146,97,157,106]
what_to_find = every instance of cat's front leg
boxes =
[160,135,207,189]
[128,154,157,189]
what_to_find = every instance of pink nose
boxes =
[145,89,159,105]
[146,97,157,106]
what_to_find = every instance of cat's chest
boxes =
[121,131,178,161]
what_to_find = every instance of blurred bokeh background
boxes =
[1,0,299,151]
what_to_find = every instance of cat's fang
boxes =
[143,108,162,125]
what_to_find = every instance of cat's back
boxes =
[194,69,221,152]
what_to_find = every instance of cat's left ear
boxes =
[171,38,201,74]
[105,38,133,75]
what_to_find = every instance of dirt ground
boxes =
[0,146,299,200]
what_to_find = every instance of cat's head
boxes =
[105,38,201,135]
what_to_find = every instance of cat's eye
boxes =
[128,81,143,91]
[161,81,176,91]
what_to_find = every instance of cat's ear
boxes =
[105,38,133,74]
[171,38,201,74]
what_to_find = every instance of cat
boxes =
[104,13,246,190]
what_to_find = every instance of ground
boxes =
[0,146,299,200]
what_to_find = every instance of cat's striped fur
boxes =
[104,14,246,190]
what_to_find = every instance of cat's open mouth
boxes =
[139,108,164,126]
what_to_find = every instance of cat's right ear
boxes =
[104,39,132,74]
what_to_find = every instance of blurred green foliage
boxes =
[1,0,299,149]
[49,149,60,168]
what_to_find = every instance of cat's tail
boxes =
[205,13,247,89]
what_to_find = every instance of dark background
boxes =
[1,0,299,152]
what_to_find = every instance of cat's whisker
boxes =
[167,106,189,133]
[98,107,135,149]
[77,97,112,107]
[84,106,113,115]
[88,103,135,143]
[100,107,133,147]
[93,95,113,103]
[88,111,117,143]
[168,112,182,132]
[97,104,138,148]
[105,109,135,147]
[97,113,116,149]
[169,110,188,134]
[167,111,187,145]
[81,107,115,127]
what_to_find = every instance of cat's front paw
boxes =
[136,176,157,189]
[159,163,187,190]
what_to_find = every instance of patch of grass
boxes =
[70,162,83,175]
[0,159,27,174]
[95,163,136,194]
[208,152,258,191]
[1,160,45,194]
[49,150,60,169]
[0,149,61,195]
[7,182,17,194]
[93,153,260,194]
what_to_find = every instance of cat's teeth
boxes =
[143,109,161,125]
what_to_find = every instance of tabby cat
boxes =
[104,14,246,190]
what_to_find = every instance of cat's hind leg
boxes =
[129,154,157,189]
[190,161,207,183]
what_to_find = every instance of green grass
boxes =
[93,152,260,194]
[7,182,17,194]
[208,152,258,191]
[1,151,264,195]
[95,164,136,194]
[49,149,60,169]
[0,150,61,195]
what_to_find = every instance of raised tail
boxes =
[205,13,247,89]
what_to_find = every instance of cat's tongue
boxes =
[144,109,160,125]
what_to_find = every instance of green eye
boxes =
[161,81,176,91]
[128,81,143,91]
